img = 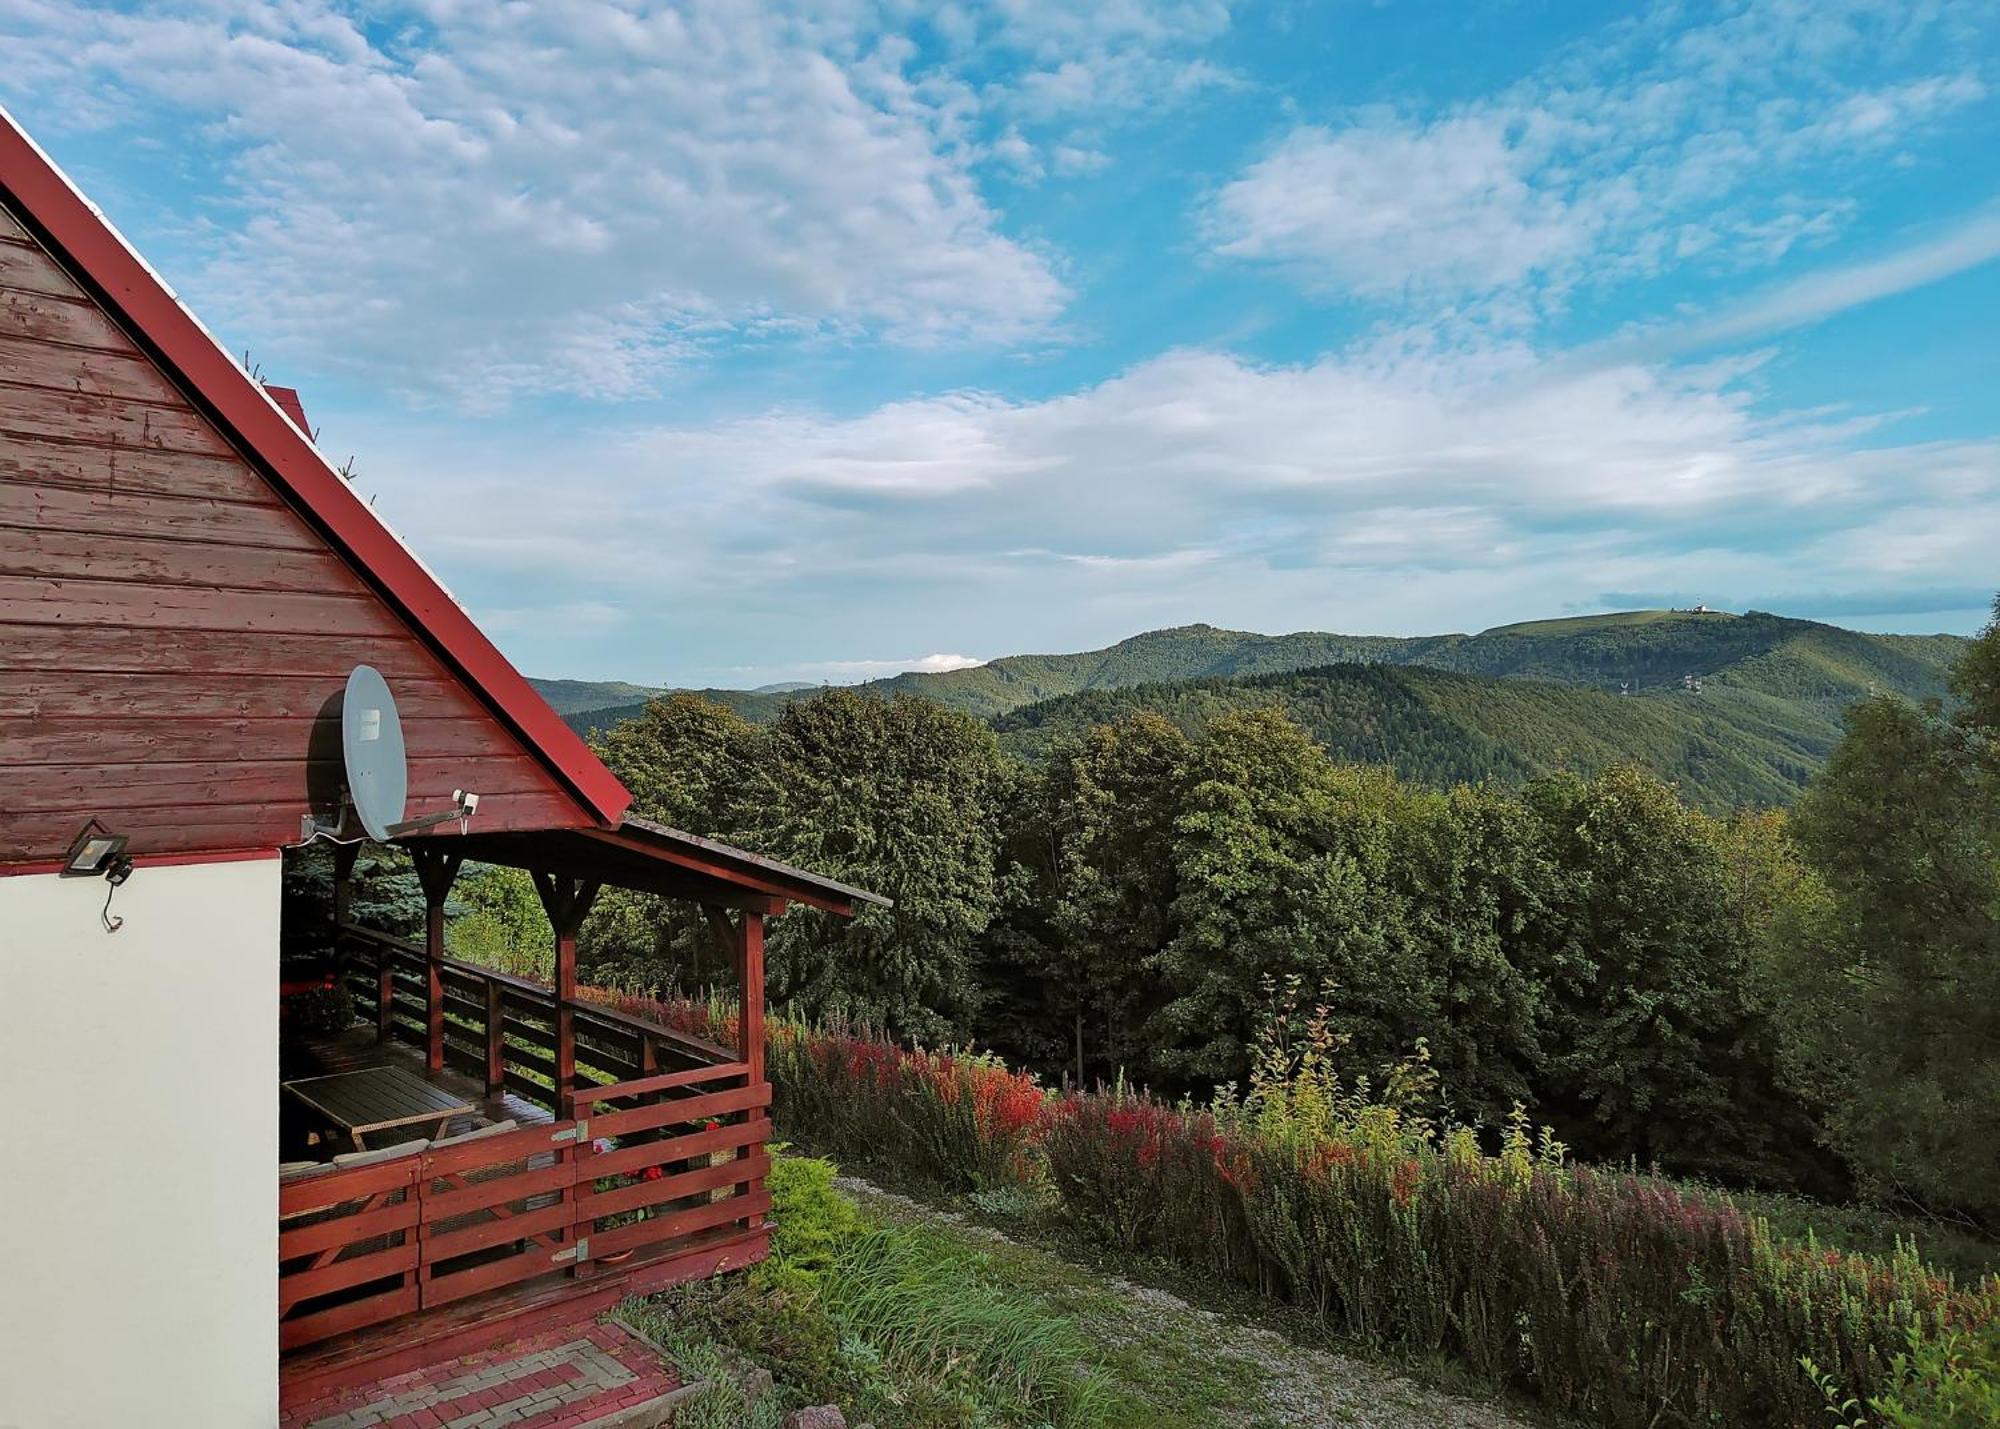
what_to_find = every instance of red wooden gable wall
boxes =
[0,196,593,867]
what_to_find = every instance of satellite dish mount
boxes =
[301,665,479,842]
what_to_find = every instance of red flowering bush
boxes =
[583,984,2000,1426]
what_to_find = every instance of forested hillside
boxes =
[546,610,1966,807]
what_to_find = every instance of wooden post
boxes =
[739,911,766,1091]
[708,899,780,1230]
[331,841,359,928]
[533,872,600,1120]
[376,960,394,1045]
[410,847,462,1076]
[484,979,506,1095]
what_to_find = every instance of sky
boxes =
[3,0,1997,686]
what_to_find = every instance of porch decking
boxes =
[279,926,772,1407]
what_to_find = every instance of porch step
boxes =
[279,1319,690,1429]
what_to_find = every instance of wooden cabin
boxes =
[0,106,883,1427]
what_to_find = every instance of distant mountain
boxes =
[528,678,669,716]
[538,610,1969,805]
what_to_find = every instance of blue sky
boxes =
[4,1,1997,684]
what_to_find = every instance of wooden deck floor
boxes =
[282,1021,552,1151]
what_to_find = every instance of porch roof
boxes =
[406,816,890,917]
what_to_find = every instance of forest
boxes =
[299,597,2000,1233]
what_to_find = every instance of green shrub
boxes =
[760,1150,860,1286]
[1813,1321,2000,1428]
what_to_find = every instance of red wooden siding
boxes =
[0,196,592,866]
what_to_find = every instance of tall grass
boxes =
[589,984,2000,1427]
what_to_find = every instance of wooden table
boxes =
[282,1066,474,1151]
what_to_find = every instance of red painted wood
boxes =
[0,331,185,400]
[0,240,88,297]
[0,481,327,550]
[278,1286,422,1353]
[0,137,630,830]
[0,285,136,350]
[0,532,351,591]
[588,1189,772,1261]
[584,1083,770,1142]
[278,1226,768,1406]
[0,381,236,455]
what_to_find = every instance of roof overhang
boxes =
[413,817,891,918]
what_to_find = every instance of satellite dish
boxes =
[342,664,408,841]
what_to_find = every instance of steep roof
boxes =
[0,104,631,830]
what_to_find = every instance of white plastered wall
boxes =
[0,856,280,1429]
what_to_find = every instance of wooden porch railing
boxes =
[334,921,736,1115]
[278,923,770,1351]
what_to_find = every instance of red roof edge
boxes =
[0,107,631,829]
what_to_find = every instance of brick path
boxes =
[281,1320,682,1429]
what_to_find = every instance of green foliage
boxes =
[1812,1321,2000,1429]
[747,690,1009,1043]
[619,1149,1111,1428]
[444,864,553,980]
[758,1150,861,1290]
[1771,600,2000,1221]
[726,996,2000,1429]
[1522,765,1823,1185]
[281,842,429,959]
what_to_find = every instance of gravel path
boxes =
[832,1176,1548,1429]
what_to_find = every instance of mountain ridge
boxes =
[531,609,1969,808]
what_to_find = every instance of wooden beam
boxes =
[532,871,600,1117]
[409,847,463,1076]
[331,841,359,926]
[737,908,768,1230]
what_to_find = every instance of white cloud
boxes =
[1204,1,1989,311]
[0,0,1101,402]
[366,333,2000,677]
[1207,117,1585,297]
[775,653,988,682]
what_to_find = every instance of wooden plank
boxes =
[0,286,133,351]
[0,670,492,721]
[0,755,547,813]
[585,1118,769,1181]
[423,1200,573,1262]
[280,1200,421,1260]
[0,531,350,592]
[0,622,439,677]
[422,1159,571,1212]
[0,481,321,549]
[0,577,395,634]
[0,331,182,401]
[420,1240,566,1308]
[0,438,273,506]
[0,243,89,300]
[0,382,234,455]
[0,205,30,243]
[585,1083,770,1143]
[587,1062,750,1105]
[280,1158,420,1214]
[579,1153,769,1223]
[279,1285,421,1352]
[587,1189,771,1262]
[280,1242,421,1310]
[0,713,536,763]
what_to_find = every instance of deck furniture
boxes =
[283,1067,473,1151]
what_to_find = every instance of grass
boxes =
[613,1148,1547,1428]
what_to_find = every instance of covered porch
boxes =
[277,817,884,1406]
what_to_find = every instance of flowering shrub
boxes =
[583,983,2000,1427]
